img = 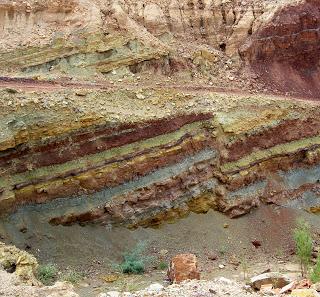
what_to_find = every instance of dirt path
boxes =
[1,77,319,105]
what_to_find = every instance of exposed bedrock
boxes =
[0,0,289,78]
[1,89,320,229]
[240,0,320,97]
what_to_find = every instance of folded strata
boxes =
[0,88,319,229]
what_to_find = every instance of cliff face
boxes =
[240,0,320,97]
[2,0,319,97]
[0,1,300,83]
[0,87,319,230]
[1,0,320,244]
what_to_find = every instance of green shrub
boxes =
[118,241,152,274]
[61,270,83,284]
[37,264,58,285]
[293,219,313,277]
[311,256,320,283]
[158,261,168,270]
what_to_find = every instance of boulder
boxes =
[167,253,200,284]
[250,272,291,290]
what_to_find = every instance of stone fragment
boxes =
[250,272,291,290]
[167,253,200,284]
[136,93,146,100]
[280,281,297,294]
[251,239,262,248]
[208,252,218,261]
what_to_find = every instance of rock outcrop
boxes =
[0,87,320,232]
[0,241,39,285]
[168,253,200,284]
[1,0,319,98]
[240,0,320,97]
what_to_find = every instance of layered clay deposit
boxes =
[1,0,319,97]
[0,86,319,233]
[0,0,320,287]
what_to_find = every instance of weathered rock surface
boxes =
[0,87,320,232]
[167,253,200,284]
[0,242,78,297]
[240,0,320,97]
[0,241,39,285]
[1,0,317,98]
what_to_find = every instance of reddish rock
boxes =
[167,254,200,284]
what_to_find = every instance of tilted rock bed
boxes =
[0,88,320,230]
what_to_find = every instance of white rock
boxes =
[216,277,233,284]
[136,93,146,100]
[147,283,164,293]
[219,264,225,269]
[106,291,120,297]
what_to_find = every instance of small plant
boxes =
[158,261,168,270]
[61,270,83,284]
[118,241,152,274]
[240,256,249,281]
[293,219,313,277]
[311,256,320,283]
[37,264,58,285]
[219,245,227,256]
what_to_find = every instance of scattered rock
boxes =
[136,93,146,100]
[167,253,200,284]
[251,240,262,248]
[208,252,218,261]
[75,90,88,97]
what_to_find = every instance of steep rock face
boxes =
[0,0,287,78]
[0,88,320,230]
[240,0,320,97]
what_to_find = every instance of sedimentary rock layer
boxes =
[241,0,320,97]
[0,88,320,228]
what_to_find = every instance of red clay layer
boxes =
[223,117,320,163]
[0,113,212,175]
[11,134,215,209]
